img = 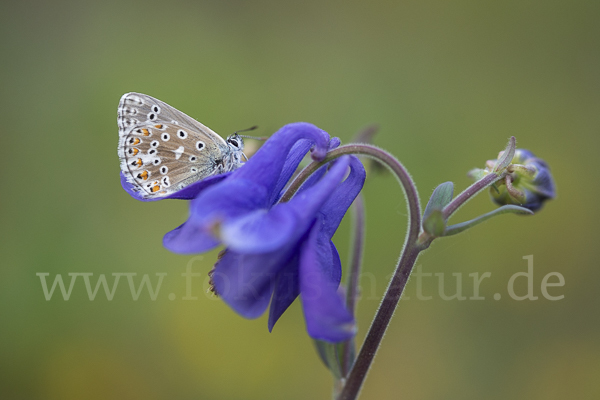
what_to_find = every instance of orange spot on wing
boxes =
[154,124,163,129]
[142,128,150,136]
[151,185,161,193]
[133,158,142,167]
[131,148,139,155]
[137,171,149,180]
[132,138,140,145]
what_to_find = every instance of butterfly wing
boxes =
[118,92,230,199]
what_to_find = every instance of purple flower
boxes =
[163,123,366,342]
[211,157,365,342]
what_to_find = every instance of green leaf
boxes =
[423,182,454,221]
[313,339,343,380]
[493,136,516,173]
[423,209,446,237]
[443,205,534,236]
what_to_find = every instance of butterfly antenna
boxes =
[233,126,268,141]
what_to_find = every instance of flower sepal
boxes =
[313,339,344,380]
[492,136,517,174]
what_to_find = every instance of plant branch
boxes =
[442,173,504,220]
[338,243,421,400]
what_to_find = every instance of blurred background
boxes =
[1,0,598,399]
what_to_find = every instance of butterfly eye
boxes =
[178,130,188,139]
[196,141,205,151]
[160,166,168,175]
[229,139,239,148]
[161,133,170,141]
[189,156,197,162]
[151,140,159,148]
[152,105,161,113]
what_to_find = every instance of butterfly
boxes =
[117,93,245,199]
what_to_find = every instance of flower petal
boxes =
[217,158,355,324]
[268,255,301,332]
[212,250,292,319]
[233,122,330,196]
[163,179,268,254]
[270,136,342,204]
[300,221,355,342]
[220,206,302,253]
[317,156,366,239]
[162,222,221,255]
[221,157,352,253]
[270,139,314,204]
[529,161,556,199]
[268,237,342,332]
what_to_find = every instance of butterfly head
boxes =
[226,133,248,163]
[226,133,245,152]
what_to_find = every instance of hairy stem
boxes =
[338,244,421,400]
[442,173,504,220]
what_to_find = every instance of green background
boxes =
[1,0,598,399]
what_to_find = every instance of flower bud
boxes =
[472,149,556,212]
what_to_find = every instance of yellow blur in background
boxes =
[1,1,598,399]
